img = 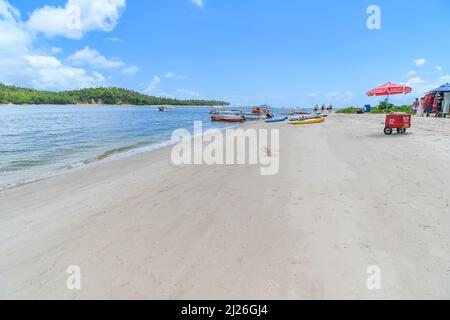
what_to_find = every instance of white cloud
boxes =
[0,1,125,90]
[67,46,125,69]
[394,66,448,100]
[145,76,161,94]
[28,59,106,90]
[414,58,427,66]
[26,55,62,68]
[177,88,200,97]
[164,72,176,78]
[441,75,450,82]
[27,0,126,39]
[189,0,204,8]
[406,76,424,86]
[404,70,417,78]
[402,76,441,98]
[164,71,186,79]
[51,47,63,54]
[0,53,106,91]
[0,1,31,50]
[108,37,122,42]
[121,66,139,75]
[143,73,190,96]
[92,71,106,82]
[325,91,355,103]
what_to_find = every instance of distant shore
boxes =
[0,103,217,107]
[0,83,229,107]
[1,114,450,299]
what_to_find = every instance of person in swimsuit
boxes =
[313,104,319,114]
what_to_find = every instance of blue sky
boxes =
[1,0,450,107]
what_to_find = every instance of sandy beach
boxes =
[0,114,449,300]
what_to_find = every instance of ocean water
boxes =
[0,105,239,190]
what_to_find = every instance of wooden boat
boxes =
[211,115,245,123]
[289,117,325,125]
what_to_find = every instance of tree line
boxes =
[0,84,229,106]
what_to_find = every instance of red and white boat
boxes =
[211,115,245,122]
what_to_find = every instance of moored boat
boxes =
[211,115,245,122]
[243,105,273,120]
[266,116,288,123]
[288,117,325,125]
[224,110,244,116]
[295,111,311,115]
[243,113,269,120]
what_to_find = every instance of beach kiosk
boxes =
[429,83,450,117]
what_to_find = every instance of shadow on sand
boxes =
[364,132,414,139]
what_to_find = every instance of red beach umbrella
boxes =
[367,82,412,97]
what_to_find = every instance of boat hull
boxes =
[211,115,245,123]
[289,118,325,125]
[266,117,287,123]
[244,114,268,120]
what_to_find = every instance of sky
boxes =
[1,0,450,107]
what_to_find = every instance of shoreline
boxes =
[1,114,450,299]
[0,120,248,192]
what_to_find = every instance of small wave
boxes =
[1,159,47,172]
[95,145,139,161]
[75,140,174,166]
[0,121,243,191]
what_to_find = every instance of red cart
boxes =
[384,113,411,135]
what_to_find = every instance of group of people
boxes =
[313,104,333,114]
[412,92,450,118]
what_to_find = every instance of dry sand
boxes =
[0,114,449,299]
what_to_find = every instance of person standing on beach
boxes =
[443,92,450,118]
[416,98,425,117]
[321,104,325,114]
[412,98,420,114]
[327,104,333,113]
[313,104,319,114]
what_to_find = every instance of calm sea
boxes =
[0,105,244,190]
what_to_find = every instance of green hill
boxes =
[0,84,229,106]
